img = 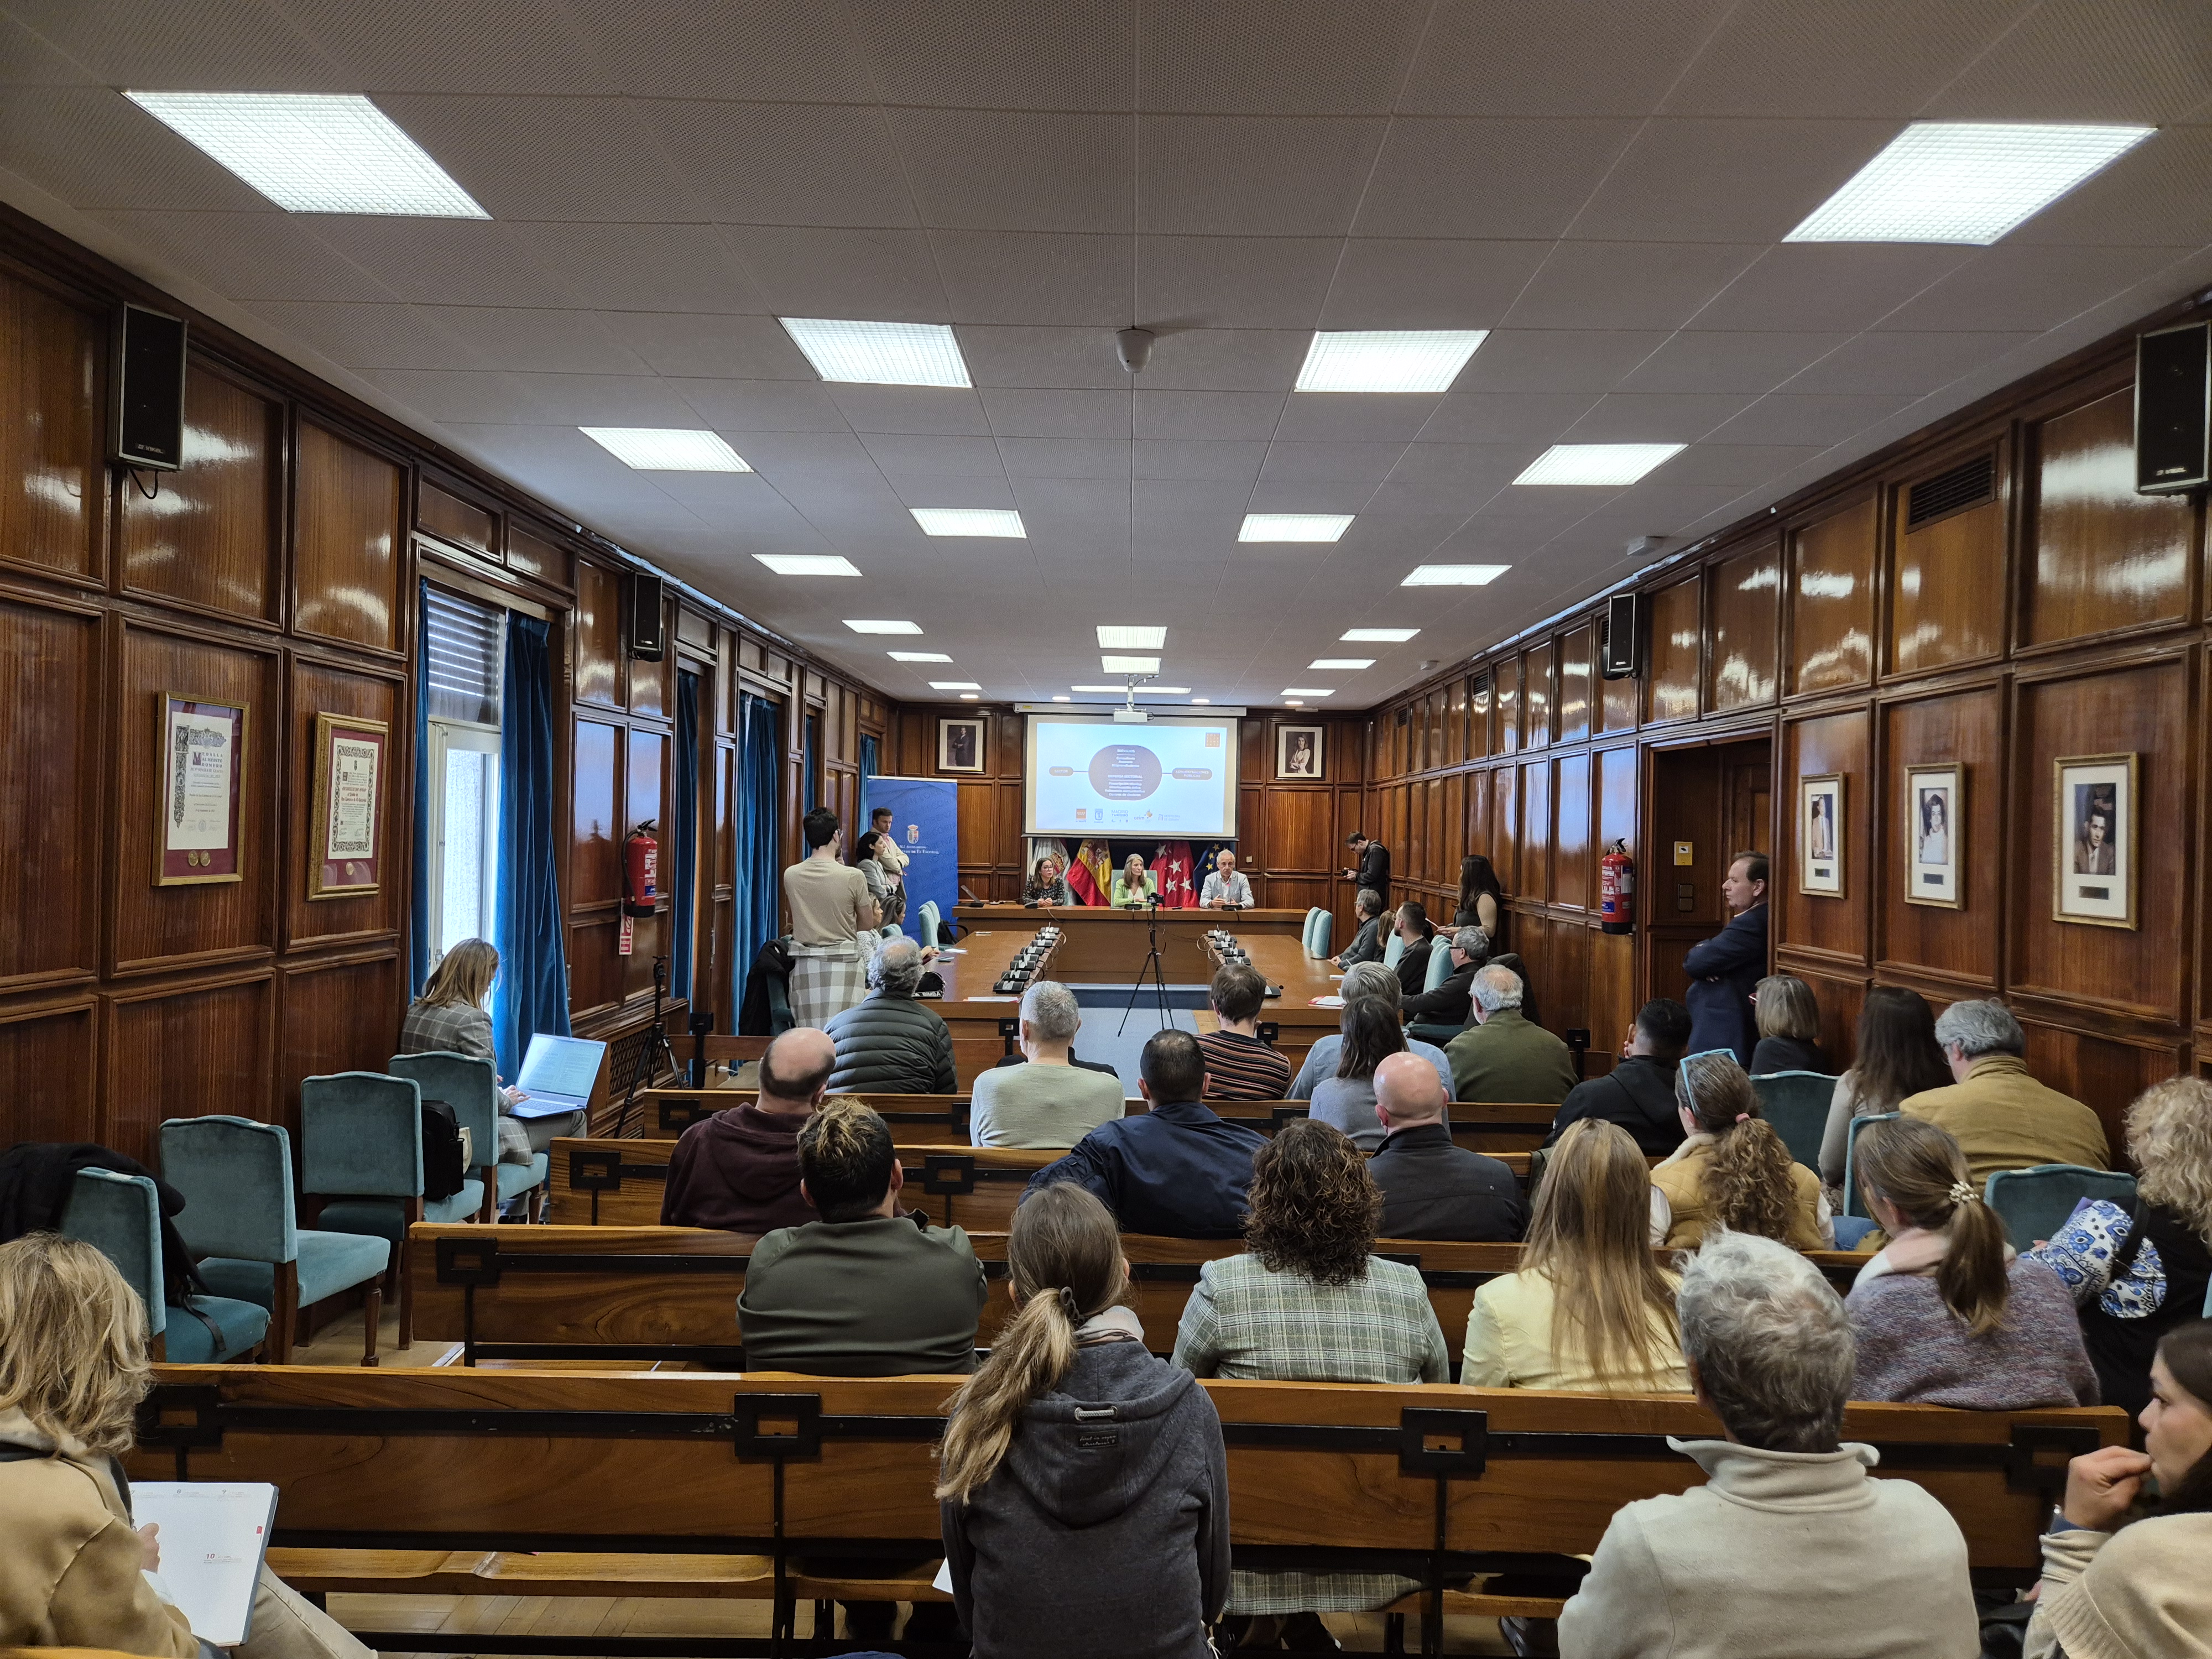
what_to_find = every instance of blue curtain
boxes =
[734,693,782,1018]
[858,733,879,825]
[408,582,434,995]
[671,670,698,1004]
[491,614,571,1079]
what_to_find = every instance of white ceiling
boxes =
[6,0,2212,708]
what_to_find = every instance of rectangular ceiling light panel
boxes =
[887,650,951,661]
[1403,564,1510,586]
[1296,330,1488,393]
[1786,122,2154,245]
[1281,687,1335,697]
[781,318,971,386]
[1515,444,1684,486]
[1240,513,1353,542]
[1097,625,1167,649]
[1342,627,1418,642]
[1071,685,1191,694]
[928,681,982,691]
[844,619,923,634]
[583,427,750,471]
[125,92,488,216]
[1309,658,1375,670]
[1100,655,1161,674]
[911,507,1024,538]
[754,554,857,576]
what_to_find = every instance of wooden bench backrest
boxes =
[129,1364,2126,1576]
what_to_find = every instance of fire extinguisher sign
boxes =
[619,915,635,956]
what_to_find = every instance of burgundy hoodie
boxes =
[660,1103,817,1233]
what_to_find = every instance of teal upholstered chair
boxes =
[300,1070,486,1350]
[919,901,942,950]
[1423,939,1455,993]
[1985,1165,2138,1250]
[1749,1072,1838,1172]
[60,1167,269,1363]
[390,1051,547,1224]
[160,1116,390,1365]
[1840,1111,1900,1219]
[1301,907,1323,956]
[1382,928,1406,969]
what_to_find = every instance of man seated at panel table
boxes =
[661,1026,834,1233]
[1198,847,1253,909]
[1025,1029,1266,1238]
[1445,964,1578,1107]
[1290,962,1455,1101]
[970,981,1128,1149]
[1545,998,1693,1159]
[1197,963,1292,1101]
[1898,998,2109,1187]
[1369,1052,1526,1241]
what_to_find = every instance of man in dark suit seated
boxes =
[1391,901,1437,998]
[1025,1029,1265,1238]
[1369,1053,1525,1241]
[1402,925,1486,1032]
[1682,852,1768,1067]
[1546,998,1693,1157]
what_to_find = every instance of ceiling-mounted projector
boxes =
[1112,707,1150,724]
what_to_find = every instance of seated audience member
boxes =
[1027,1030,1266,1238]
[1022,854,1071,907]
[1111,852,1156,908]
[1196,963,1292,1101]
[853,829,902,926]
[1557,1232,1981,1658]
[1846,1117,2095,1408]
[822,936,956,1094]
[1651,1051,1829,1251]
[1902,999,2108,1186]
[938,1185,1228,1659]
[1173,1119,1447,1647]
[1547,998,1693,1157]
[2025,1321,2212,1659]
[0,1233,374,1659]
[1444,964,1578,1106]
[1463,1120,1686,1391]
[1390,901,1437,998]
[737,1099,988,1376]
[1748,974,1827,1074]
[969,981,1125,1149]
[662,1027,833,1231]
[2031,1078,2212,1420]
[1307,996,1406,1152]
[1370,1052,1525,1241]
[1817,986,1949,1203]
[1290,961,1454,1100]
[1401,925,1486,1029]
[1333,886,1385,969]
[401,937,576,1161]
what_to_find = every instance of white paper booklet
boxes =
[134,1481,278,1647]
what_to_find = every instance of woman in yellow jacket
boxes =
[1650,1050,1833,1251]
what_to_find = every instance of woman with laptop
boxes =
[400,938,586,1159]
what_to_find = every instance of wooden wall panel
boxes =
[293,421,403,654]
[1446,676,1469,765]
[2023,386,2194,648]
[1557,624,1594,745]
[625,729,666,854]
[567,918,624,1019]
[106,971,274,1162]
[1788,497,1877,695]
[574,562,623,709]
[505,522,570,591]
[1493,764,1521,894]
[1522,641,1553,748]
[571,718,622,906]
[0,999,97,1148]
[629,601,671,721]
[1470,673,1493,758]
[1494,657,1521,754]
[1880,688,2001,988]
[2012,658,2189,1021]
[417,479,496,559]
[112,625,279,975]
[285,658,404,947]
[2020,1018,2179,1154]
[1645,577,1701,724]
[278,952,403,1123]
[1781,709,1870,966]
[1555,752,1593,912]
[0,596,100,992]
[1891,473,2005,676]
[1520,761,1552,902]
[1598,745,1636,866]
[1785,966,1869,1079]
[119,362,280,624]
[0,272,102,584]
[1707,542,1780,712]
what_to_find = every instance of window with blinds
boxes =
[424,587,504,727]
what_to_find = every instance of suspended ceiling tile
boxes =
[932,231,1133,327]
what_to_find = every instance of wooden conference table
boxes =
[951,902,1306,979]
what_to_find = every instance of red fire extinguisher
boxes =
[623,821,659,917]
[1600,839,1635,935]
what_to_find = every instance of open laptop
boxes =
[511,1032,608,1118]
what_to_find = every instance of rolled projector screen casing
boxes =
[1024,715,1238,838]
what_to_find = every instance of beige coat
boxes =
[1900,1056,2109,1188]
[1461,1267,1691,1393]
[1649,1133,1828,1251]
[2027,1513,2212,1659]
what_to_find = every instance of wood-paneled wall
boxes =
[1366,313,2212,1141]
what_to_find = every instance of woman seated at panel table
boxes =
[1110,853,1157,908]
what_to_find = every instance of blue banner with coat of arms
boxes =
[865,775,959,930]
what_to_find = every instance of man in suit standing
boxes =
[1344,831,1389,908]
[1682,852,1768,1067]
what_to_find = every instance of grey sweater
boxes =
[941,1339,1229,1659]
[1847,1253,2099,1410]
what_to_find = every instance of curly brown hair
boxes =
[1244,1118,1380,1286]
[1677,1051,1798,1241]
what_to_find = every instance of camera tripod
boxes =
[1115,898,1175,1035]
[614,954,682,1137]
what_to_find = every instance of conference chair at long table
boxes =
[135,1360,2125,1659]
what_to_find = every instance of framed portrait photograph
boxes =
[1799,774,1844,896]
[157,692,247,886]
[936,716,985,774]
[310,712,390,899]
[1904,764,1963,909]
[1276,724,1324,781]
[2053,753,2137,928]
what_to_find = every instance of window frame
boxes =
[425,715,502,962]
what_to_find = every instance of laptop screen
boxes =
[517,1033,607,1103]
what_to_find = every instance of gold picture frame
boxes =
[1903,763,1963,910]
[309,711,391,899]
[1799,773,1844,898]
[156,691,248,887]
[2053,753,2137,929]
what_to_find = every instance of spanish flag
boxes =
[1066,837,1113,906]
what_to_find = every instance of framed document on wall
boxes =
[310,713,389,898]
[2054,753,2136,928]
[1904,764,1962,909]
[158,692,247,886]
[1799,774,1844,896]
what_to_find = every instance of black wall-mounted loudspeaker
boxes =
[1600,591,1644,680]
[624,571,666,660]
[111,303,187,472]
[2137,321,2210,495]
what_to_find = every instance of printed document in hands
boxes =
[133,1482,278,1646]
